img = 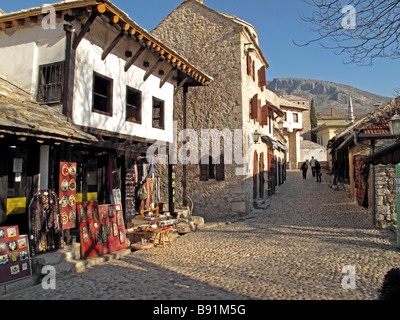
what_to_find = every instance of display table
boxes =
[130,227,172,248]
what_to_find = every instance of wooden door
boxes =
[253,151,258,200]
[259,152,264,198]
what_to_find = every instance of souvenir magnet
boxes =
[9,252,19,263]
[62,164,69,176]
[69,164,76,176]
[7,227,17,238]
[0,229,5,239]
[69,179,76,191]
[18,238,27,249]
[8,241,17,251]
[10,265,20,276]
[0,254,8,265]
[19,250,29,261]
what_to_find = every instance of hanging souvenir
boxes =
[19,250,29,261]
[69,211,76,222]
[100,206,107,219]
[10,265,20,276]
[113,222,118,237]
[86,205,92,220]
[69,195,76,207]
[9,252,19,263]
[62,164,69,176]
[101,224,108,243]
[69,179,76,191]
[8,241,16,251]
[61,212,68,225]
[82,227,88,243]
[60,196,68,208]
[119,230,125,244]
[69,164,76,176]
[0,255,8,265]
[117,210,124,227]
[79,204,86,223]
[88,223,94,239]
[61,179,69,192]
[17,238,26,249]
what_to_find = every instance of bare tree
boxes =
[295,0,400,66]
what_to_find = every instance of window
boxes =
[152,97,165,129]
[37,61,64,103]
[283,111,287,122]
[126,86,142,123]
[199,155,224,181]
[92,72,113,116]
[293,113,299,123]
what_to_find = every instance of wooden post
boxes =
[182,85,188,207]
[63,24,76,121]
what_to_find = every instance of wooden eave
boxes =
[0,0,213,87]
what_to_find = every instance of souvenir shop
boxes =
[0,134,176,284]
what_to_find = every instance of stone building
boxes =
[328,97,400,229]
[151,0,291,221]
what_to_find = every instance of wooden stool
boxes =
[153,228,172,247]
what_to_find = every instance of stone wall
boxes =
[152,1,247,221]
[375,164,396,227]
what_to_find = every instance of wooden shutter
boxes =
[250,94,258,120]
[258,66,266,87]
[216,154,225,181]
[260,105,268,126]
[200,163,209,181]
[257,99,262,123]
[252,61,255,81]
[247,52,251,75]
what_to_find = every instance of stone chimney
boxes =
[331,108,336,118]
[374,103,381,112]
[348,97,355,123]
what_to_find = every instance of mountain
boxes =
[266,78,392,116]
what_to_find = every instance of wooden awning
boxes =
[363,141,400,165]
[0,0,213,88]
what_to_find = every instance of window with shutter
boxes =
[252,60,255,81]
[258,66,266,88]
[250,94,258,120]
[256,99,263,123]
[260,105,268,126]
[216,154,225,181]
[247,51,252,76]
[199,156,209,181]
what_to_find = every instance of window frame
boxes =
[37,61,64,104]
[152,97,165,130]
[92,71,113,117]
[126,86,142,124]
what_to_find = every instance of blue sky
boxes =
[1,0,399,97]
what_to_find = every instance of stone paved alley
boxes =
[1,170,400,300]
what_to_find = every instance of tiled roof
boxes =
[362,120,390,134]
[0,77,97,144]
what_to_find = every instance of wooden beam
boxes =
[143,58,164,82]
[160,68,176,88]
[101,31,124,60]
[124,46,145,72]
[72,7,103,50]
[174,77,189,96]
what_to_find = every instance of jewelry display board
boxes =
[28,190,63,256]
[59,162,77,230]
[125,168,136,220]
[0,226,32,284]
[78,202,127,259]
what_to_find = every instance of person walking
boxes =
[315,160,321,182]
[310,156,316,177]
[300,161,308,179]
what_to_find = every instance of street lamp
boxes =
[389,113,400,136]
[253,130,261,144]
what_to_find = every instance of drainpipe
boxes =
[354,130,376,226]
[396,164,400,248]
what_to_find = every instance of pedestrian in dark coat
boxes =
[315,160,321,182]
[300,161,308,179]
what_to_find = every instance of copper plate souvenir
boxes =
[61,212,68,225]
[61,179,69,192]
[62,164,69,176]
[60,196,68,207]
[69,179,76,191]
[69,195,76,207]
[69,211,76,222]
[69,165,76,176]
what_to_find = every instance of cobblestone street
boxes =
[2,170,400,301]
